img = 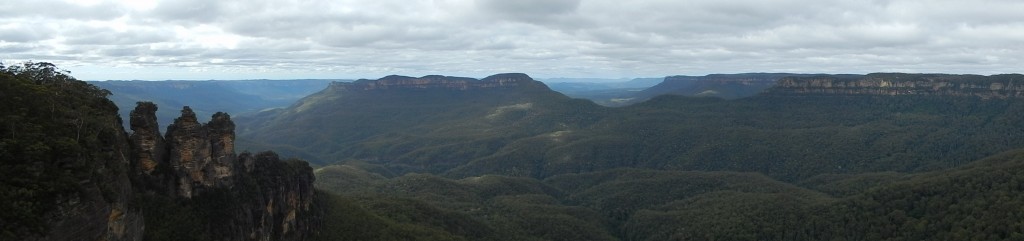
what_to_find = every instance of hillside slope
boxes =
[237,73,607,174]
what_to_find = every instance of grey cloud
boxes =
[476,0,581,24]
[234,39,313,52]
[7,0,1024,80]
[150,46,205,57]
[468,37,520,50]
[63,27,174,45]
[477,0,580,16]
[0,44,36,53]
[0,0,125,20]
[100,46,145,57]
[151,0,225,23]
[0,25,55,42]
[225,13,372,39]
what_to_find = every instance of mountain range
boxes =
[238,72,1024,240]
[547,73,812,106]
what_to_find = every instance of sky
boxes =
[1,0,1023,80]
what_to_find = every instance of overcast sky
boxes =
[1,0,1023,80]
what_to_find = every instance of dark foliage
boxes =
[0,62,126,240]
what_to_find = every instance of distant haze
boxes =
[2,0,1023,80]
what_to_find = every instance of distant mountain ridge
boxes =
[768,73,1024,99]
[336,73,543,91]
[545,78,663,106]
[236,73,605,171]
[562,73,815,106]
[90,79,337,129]
[626,73,812,103]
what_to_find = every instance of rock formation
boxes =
[162,106,240,198]
[127,103,318,241]
[129,102,166,176]
[768,73,1024,99]
[4,64,317,241]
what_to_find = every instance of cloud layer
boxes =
[1,0,1022,80]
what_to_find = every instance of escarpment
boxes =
[768,73,1024,99]
[128,102,318,241]
[329,73,543,91]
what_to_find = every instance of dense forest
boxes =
[310,149,1024,240]
[0,62,131,240]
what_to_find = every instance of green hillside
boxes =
[237,74,608,173]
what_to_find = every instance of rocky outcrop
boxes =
[127,102,318,241]
[768,73,1024,99]
[129,102,166,176]
[331,73,542,91]
[129,102,171,194]
[3,64,317,241]
[231,152,318,241]
[163,106,238,198]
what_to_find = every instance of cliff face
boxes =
[128,103,317,241]
[768,74,1024,99]
[4,66,146,241]
[31,110,146,241]
[666,73,788,85]
[162,107,238,198]
[330,73,541,91]
[232,152,317,241]
[3,64,318,241]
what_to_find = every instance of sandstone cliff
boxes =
[330,73,542,91]
[26,110,146,241]
[128,103,318,241]
[2,64,318,241]
[768,73,1024,99]
[0,63,147,241]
